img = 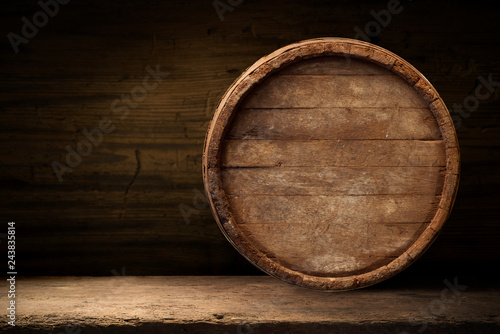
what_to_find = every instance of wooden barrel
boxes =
[203,38,460,290]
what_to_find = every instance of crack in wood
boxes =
[120,149,142,220]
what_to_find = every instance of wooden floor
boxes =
[1,276,499,333]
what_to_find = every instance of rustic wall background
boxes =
[0,0,499,278]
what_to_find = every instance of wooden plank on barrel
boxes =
[221,167,445,195]
[227,107,442,140]
[222,140,446,167]
[240,74,428,109]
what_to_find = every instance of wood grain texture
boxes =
[227,107,442,140]
[222,167,445,195]
[227,195,439,224]
[223,140,446,167]
[241,75,428,109]
[2,276,499,333]
[204,38,460,289]
[0,0,498,277]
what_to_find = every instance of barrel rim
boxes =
[202,37,460,290]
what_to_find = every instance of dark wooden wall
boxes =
[1,0,499,277]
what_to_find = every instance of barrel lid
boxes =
[203,38,460,290]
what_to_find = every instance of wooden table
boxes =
[1,276,499,333]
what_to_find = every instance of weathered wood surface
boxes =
[205,39,459,289]
[241,75,428,108]
[0,0,499,276]
[228,195,439,223]
[222,167,445,195]
[227,108,442,140]
[223,140,446,166]
[1,276,499,333]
